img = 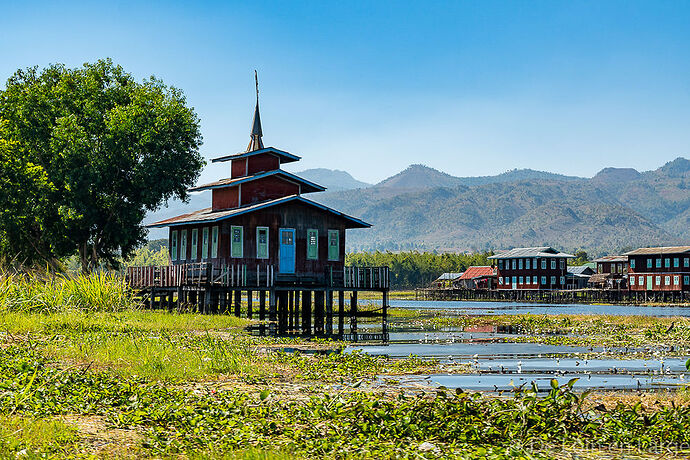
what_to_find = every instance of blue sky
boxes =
[2,1,689,184]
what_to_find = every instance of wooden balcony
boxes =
[126,264,389,291]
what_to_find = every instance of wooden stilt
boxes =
[325,290,333,336]
[338,291,345,337]
[301,290,311,336]
[234,290,241,317]
[247,290,253,319]
[259,290,266,320]
[350,291,358,342]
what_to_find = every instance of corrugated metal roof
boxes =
[146,195,370,229]
[459,266,496,280]
[623,246,690,256]
[488,247,575,259]
[593,255,628,263]
[188,170,325,193]
[434,272,464,281]
[211,147,301,164]
[568,266,595,276]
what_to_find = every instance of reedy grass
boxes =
[0,270,136,313]
[0,416,78,458]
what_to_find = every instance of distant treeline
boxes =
[346,251,494,290]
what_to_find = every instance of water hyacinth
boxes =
[0,270,137,313]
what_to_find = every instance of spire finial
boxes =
[255,69,259,105]
[247,70,264,152]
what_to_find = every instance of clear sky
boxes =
[2,1,689,184]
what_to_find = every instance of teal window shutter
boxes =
[180,230,187,261]
[256,227,269,259]
[327,230,339,261]
[202,228,209,259]
[211,226,219,258]
[191,228,198,259]
[171,230,178,261]
[307,229,318,260]
[231,226,243,258]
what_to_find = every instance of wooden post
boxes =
[234,290,242,317]
[325,290,333,336]
[350,291,358,342]
[277,292,287,333]
[314,291,325,336]
[301,290,312,336]
[293,291,300,332]
[382,290,389,341]
[259,290,266,320]
[247,290,253,319]
[203,290,211,315]
[269,290,277,322]
[149,288,156,310]
[288,291,294,330]
[338,291,345,337]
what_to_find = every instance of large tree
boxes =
[0,59,204,271]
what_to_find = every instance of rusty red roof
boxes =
[188,169,325,193]
[459,266,496,280]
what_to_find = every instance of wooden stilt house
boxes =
[127,79,389,342]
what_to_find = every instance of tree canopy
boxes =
[0,59,204,271]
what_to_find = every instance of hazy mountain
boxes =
[294,168,371,191]
[313,157,690,256]
[375,164,466,190]
[145,157,690,256]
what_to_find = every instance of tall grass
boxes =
[0,270,136,313]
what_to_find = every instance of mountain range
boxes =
[146,158,690,257]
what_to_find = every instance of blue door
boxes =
[279,228,296,274]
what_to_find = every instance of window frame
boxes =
[171,230,178,261]
[307,229,319,260]
[202,227,209,260]
[630,258,635,269]
[230,225,243,258]
[179,230,187,261]
[327,229,340,261]
[256,226,269,259]
[190,229,198,260]
[541,276,547,285]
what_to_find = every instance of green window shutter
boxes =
[171,230,178,261]
[202,228,209,259]
[307,229,318,260]
[257,227,269,259]
[180,230,187,261]
[211,226,219,258]
[191,229,198,260]
[231,226,243,258]
[328,230,339,261]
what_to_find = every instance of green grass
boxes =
[0,270,136,313]
[0,416,78,458]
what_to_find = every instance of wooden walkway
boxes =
[415,287,690,304]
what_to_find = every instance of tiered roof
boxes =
[148,78,370,230]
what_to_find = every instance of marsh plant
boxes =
[0,269,136,313]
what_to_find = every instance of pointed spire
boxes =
[246,70,264,152]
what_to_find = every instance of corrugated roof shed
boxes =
[488,247,575,259]
[459,266,496,280]
[593,255,628,263]
[623,246,690,256]
[568,266,595,276]
[434,272,464,281]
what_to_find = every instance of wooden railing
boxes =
[339,266,389,289]
[126,263,275,288]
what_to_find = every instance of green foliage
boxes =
[346,250,493,288]
[571,249,589,265]
[0,270,136,313]
[0,59,204,270]
[2,343,690,457]
[124,244,170,268]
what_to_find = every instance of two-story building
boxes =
[489,247,574,290]
[624,246,690,292]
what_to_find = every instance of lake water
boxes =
[348,299,690,392]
